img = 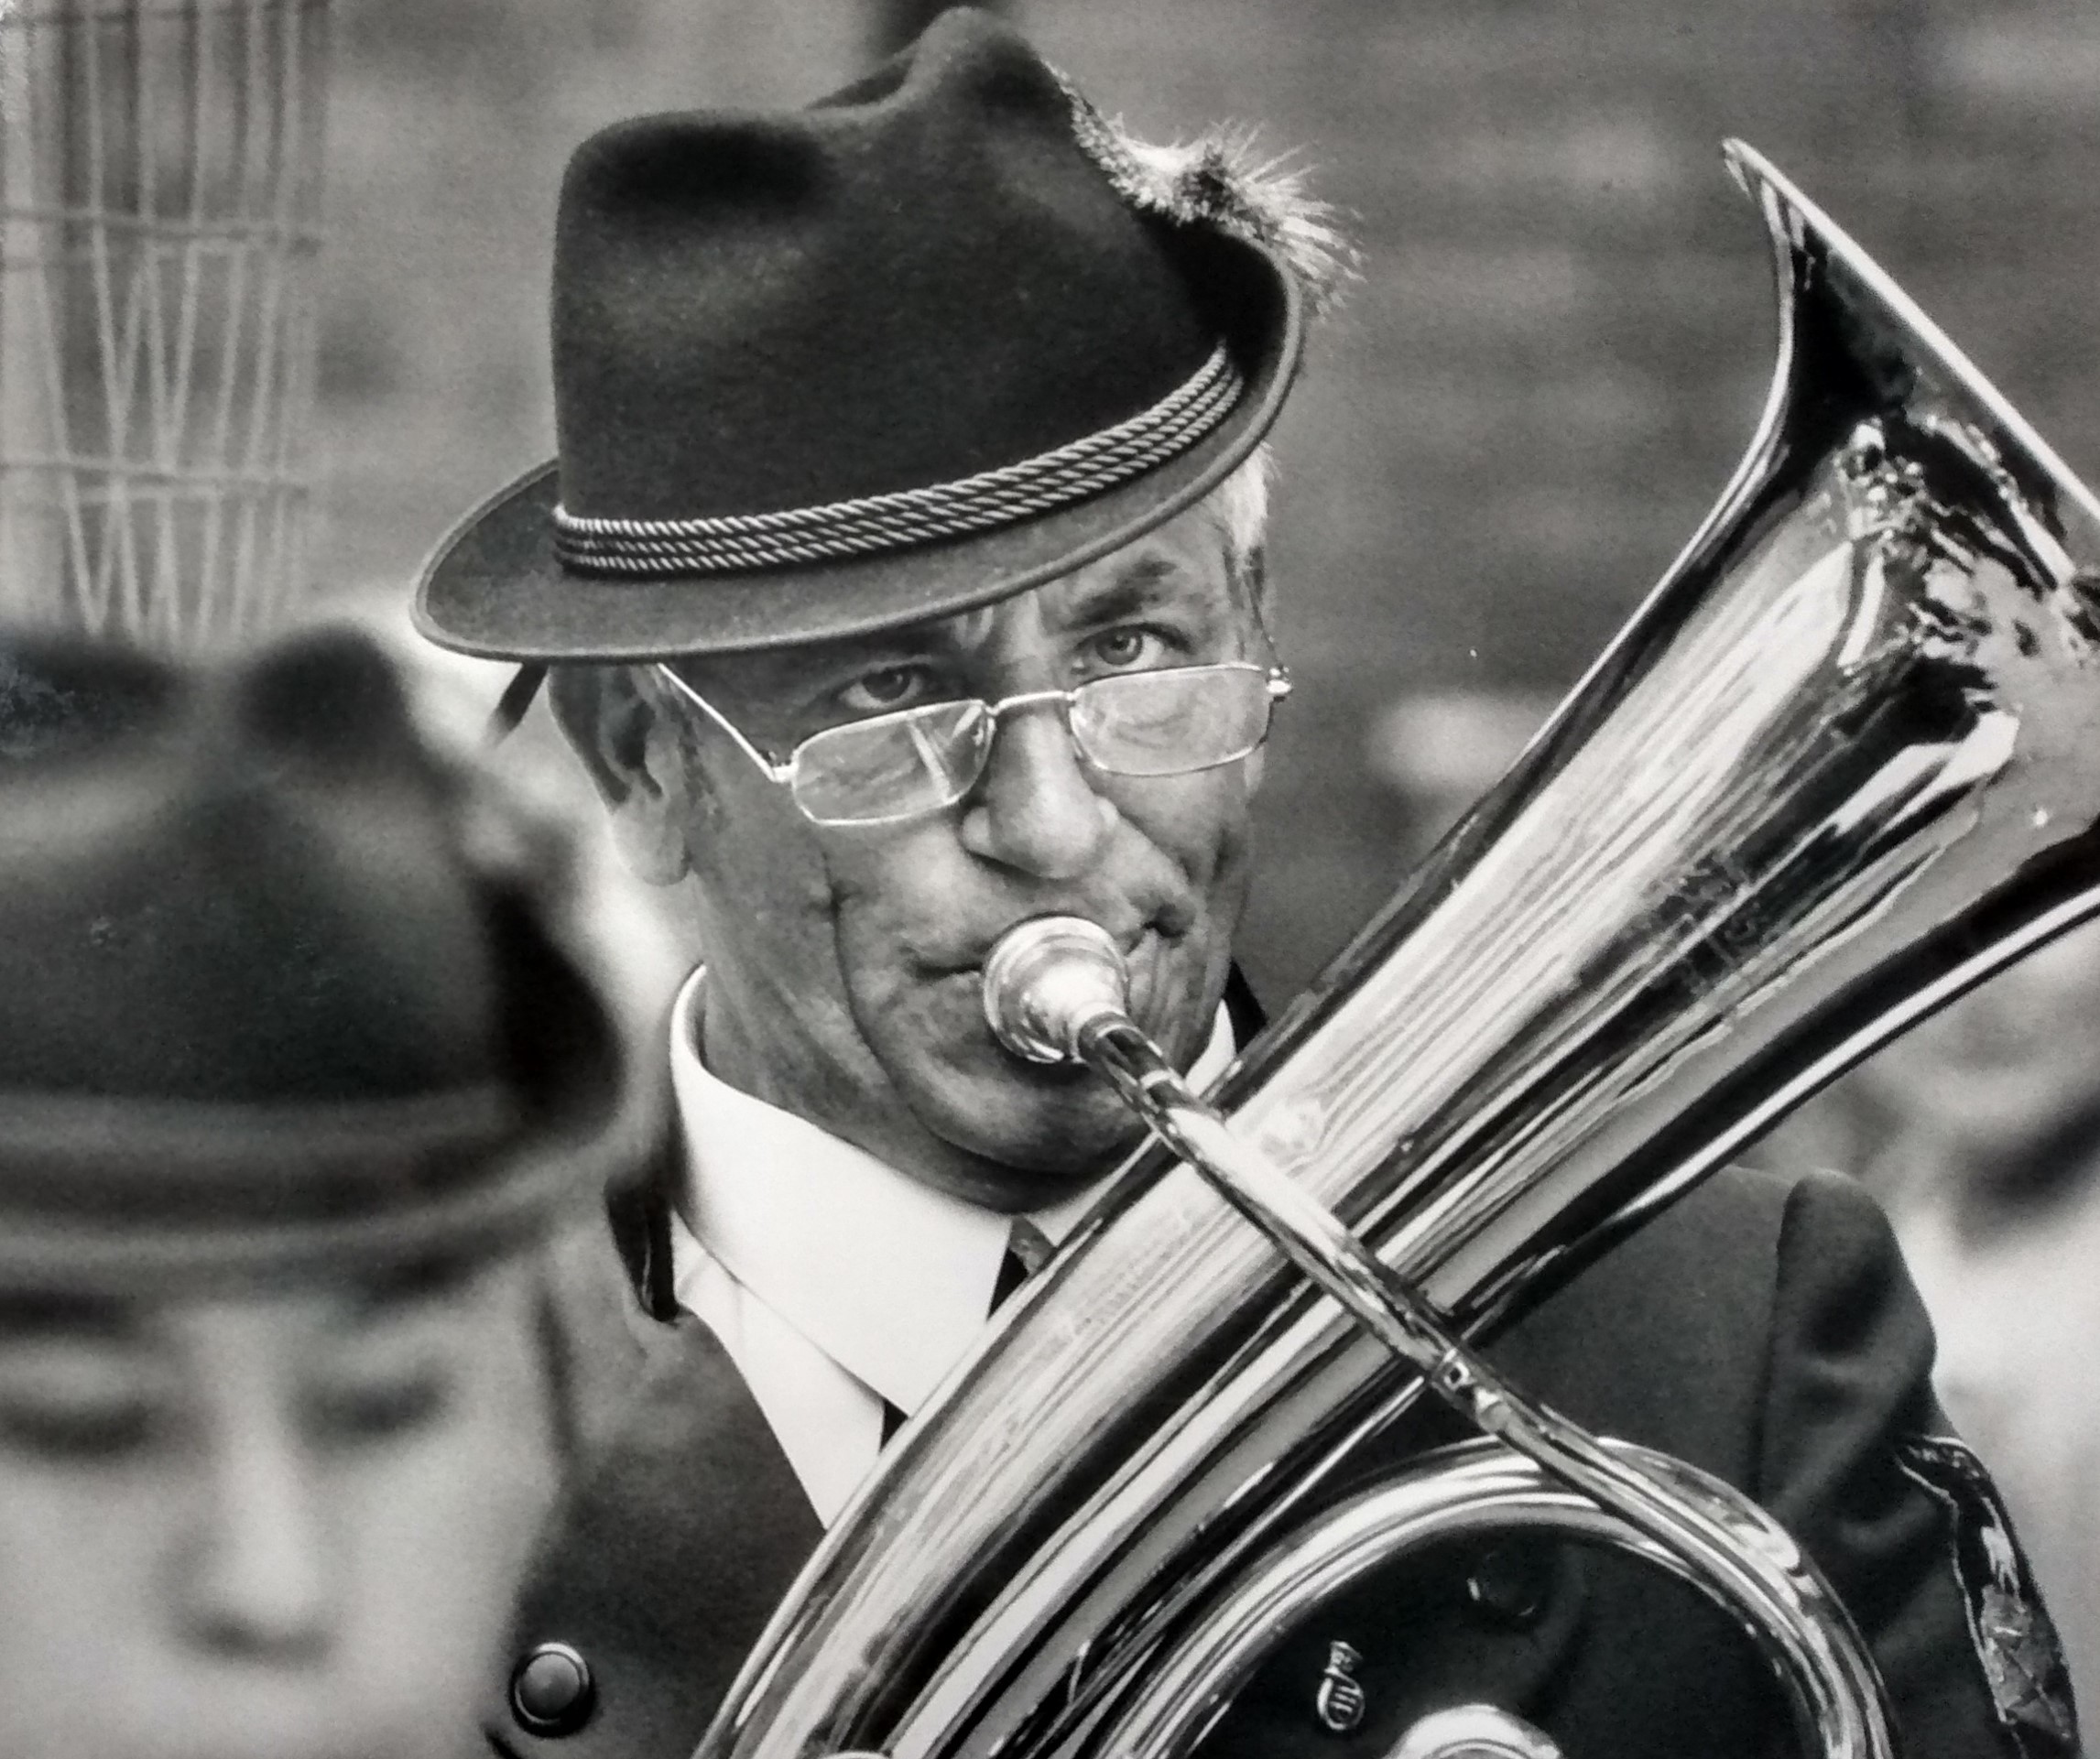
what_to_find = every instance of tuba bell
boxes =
[694,141,2100,1759]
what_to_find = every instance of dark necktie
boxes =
[988,1236,1033,1314]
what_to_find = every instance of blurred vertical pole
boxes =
[864,0,1004,60]
[0,9,61,617]
[0,0,332,651]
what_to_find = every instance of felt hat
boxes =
[414,7,1343,664]
[0,627,657,1291]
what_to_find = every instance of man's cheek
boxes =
[1109,767,1257,894]
[697,797,829,928]
[827,875,1069,1114]
[822,827,977,963]
[1133,774,1257,955]
[832,904,978,1057]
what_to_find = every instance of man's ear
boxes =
[547,665,696,885]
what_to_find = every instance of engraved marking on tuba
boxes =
[1313,1639,1366,1734]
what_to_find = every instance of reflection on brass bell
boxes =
[1313,1638,1366,1733]
[1464,1541,1550,1628]
[1385,1702,1563,1759]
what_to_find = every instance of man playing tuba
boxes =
[416,12,2074,1756]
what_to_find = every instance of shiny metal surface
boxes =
[979,917,1132,1067]
[1313,1641,1367,1734]
[1387,1702,1566,1759]
[1111,1446,1622,1758]
[699,142,2100,1759]
[984,922,1889,1759]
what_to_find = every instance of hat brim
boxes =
[0,1097,647,1295]
[0,892,665,1296]
[415,240,1301,660]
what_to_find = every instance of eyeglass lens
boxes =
[1069,663,1274,777]
[789,664,1277,825]
[791,699,995,824]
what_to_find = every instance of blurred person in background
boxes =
[1803,920,2100,1711]
[321,581,698,1460]
[413,10,2072,1757]
[0,629,657,1759]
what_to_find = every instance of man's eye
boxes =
[304,1373,449,1447]
[838,666,934,714]
[0,1397,160,1462]
[1088,627,1167,671]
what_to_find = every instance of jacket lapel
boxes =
[492,1313,822,1757]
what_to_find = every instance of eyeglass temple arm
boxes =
[653,663,799,784]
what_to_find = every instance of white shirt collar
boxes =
[668,966,1235,1416]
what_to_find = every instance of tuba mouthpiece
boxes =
[982,916,1131,1065]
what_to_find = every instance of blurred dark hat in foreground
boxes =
[416,5,1346,665]
[0,626,656,1290]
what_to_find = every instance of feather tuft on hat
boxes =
[1058,74,1358,311]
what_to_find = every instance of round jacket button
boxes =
[1464,1542,1550,1628]
[511,1642,595,1736]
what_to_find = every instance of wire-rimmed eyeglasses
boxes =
[653,660,1292,827]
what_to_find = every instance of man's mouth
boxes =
[930,917,1187,1061]
[943,906,1185,977]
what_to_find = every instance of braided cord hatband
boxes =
[551,342,1242,575]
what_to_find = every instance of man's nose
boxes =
[957,701,1115,879]
[171,1406,338,1662]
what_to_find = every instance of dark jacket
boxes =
[492,1082,2077,1759]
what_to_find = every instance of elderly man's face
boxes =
[0,1260,560,1759]
[578,504,1268,1208]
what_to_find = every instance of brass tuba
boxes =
[694,142,2100,1759]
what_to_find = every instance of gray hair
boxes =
[1199,444,1273,607]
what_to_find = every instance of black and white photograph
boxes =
[0,3,2096,1755]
